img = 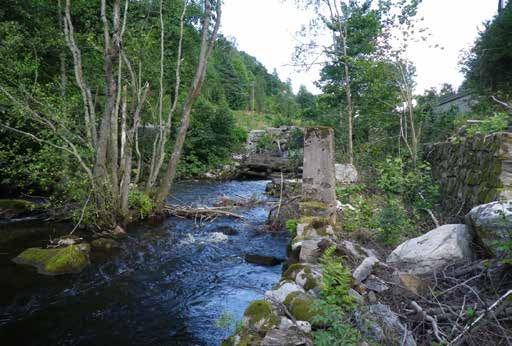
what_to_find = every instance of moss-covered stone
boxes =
[0,199,36,210]
[283,291,316,322]
[297,269,319,291]
[282,263,308,281]
[243,300,279,333]
[91,238,120,251]
[13,244,90,275]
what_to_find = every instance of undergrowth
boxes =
[311,246,361,345]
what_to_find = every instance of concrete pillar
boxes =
[302,127,336,206]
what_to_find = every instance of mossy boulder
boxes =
[13,244,90,275]
[283,291,316,322]
[242,300,279,333]
[0,199,38,219]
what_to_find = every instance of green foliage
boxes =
[376,197,412,247]
[462,112,509,136]
[312,299,361,346]
[311,246,361,345]
[377,157,439,209]
[462,2,512,97]
[128,189,154,219]
[318,246,354,308]
[256,133,276,153]
[285,219,298,237]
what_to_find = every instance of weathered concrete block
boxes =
[302,127,336,206]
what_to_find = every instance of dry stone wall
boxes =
[425,132,512,214]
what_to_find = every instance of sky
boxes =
[221,0,499,94]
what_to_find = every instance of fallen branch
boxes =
[164,205,244,219]
[411,301,446,343]
[491,95,512,112]
[449,290,512,346]
[419,208,440,228]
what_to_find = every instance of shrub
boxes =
[128,189,154,219]
[463,112,509,136]
[285,219,298,237]
[377,197,412,247]
[311,246,361,345]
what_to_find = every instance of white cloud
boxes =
[221,0,498,95]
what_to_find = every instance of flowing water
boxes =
[0,180,288,346]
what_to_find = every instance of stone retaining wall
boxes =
[425,132,512,214]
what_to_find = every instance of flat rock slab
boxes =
[262,328,313,346]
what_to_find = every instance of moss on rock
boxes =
[243,300,279,333]
[13,244,90,275]
[283,291,316,322]
[282,263,307,281]
[0,199,36,210]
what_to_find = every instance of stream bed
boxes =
[0,180,288,346]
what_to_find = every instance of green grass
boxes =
[233,111,275,131]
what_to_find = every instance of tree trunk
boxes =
[154,0,221,208]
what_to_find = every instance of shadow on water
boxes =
[0,180,288,346]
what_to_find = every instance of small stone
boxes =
[364,277,389,293]
[299,238,322,263]
[368,291,377,304]
[112,225,127,238]
[394,272,425,296]
[279,317,294,330]
[349,288,365,305]
[353,256,379,283]
[296,321,312,334]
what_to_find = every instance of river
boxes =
[0,180,288,345]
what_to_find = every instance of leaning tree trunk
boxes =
[154,0,221,209]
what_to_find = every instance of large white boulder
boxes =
[387,224,473,274]
[466,200,512,259]
[335,163,358,184]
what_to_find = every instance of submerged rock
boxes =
[13,244,90,275]
[387,224,473,274]
[91,238,120,251]
[0,199,37,220]
[245,254,284,266]
[466,200,512,259]
[214,226,239,236]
